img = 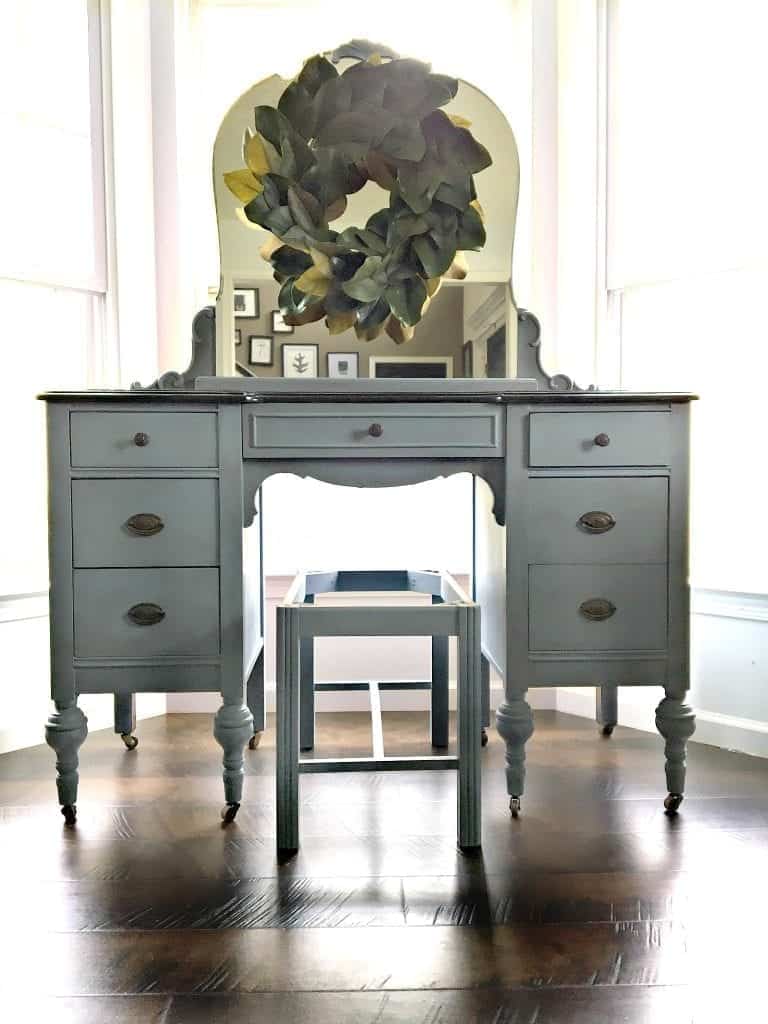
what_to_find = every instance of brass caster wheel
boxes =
[248,732,262,750]
[61,804,77,826]
[509,796,521,818]
[481,728,489,747]
[121,733,139,751]
[221,802,240,824]
[664,793,683,814]
[601,724,615,737]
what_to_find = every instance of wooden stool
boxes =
[276,570,483,852]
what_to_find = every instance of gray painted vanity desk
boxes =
[40,313,697,825]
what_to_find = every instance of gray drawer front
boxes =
[529,564,667,652]
[71,412,218,468]
[244,403,503,458]
[74,568,220,658]
[529,411,670,467]
[527,477,668,563]
[72,479,219,568]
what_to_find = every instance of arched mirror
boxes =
[210,41,520,381]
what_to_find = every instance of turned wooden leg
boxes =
[213,702,253,823]
[496,693,534,817]
[45,701,88,825]
[596,685,618,736]
[246,647,265,749]
[655,692,696,813]
[114,693,138,750]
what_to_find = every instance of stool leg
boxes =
[480,654,491,746]
[431,596,449,748]
[277,605,301,852]
[246,647,265,748]
[114,694,138,750]
[457,605,482,849]
[596,684,618,737]
[300,595,315,751]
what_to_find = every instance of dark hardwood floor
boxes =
[1,710,767,1022]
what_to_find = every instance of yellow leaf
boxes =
[356,319,386,342]
[445,251,469,280]
[449,113,472,128]
[326,311,357,335]
[470,198,485,222]
[295,265,331,298]
[223,168,264,204]
[425,276,442,298]
[308,247,332,277]
[242,129,271,176]
[259,233,284,261]
[385,315,415,345]
[366,52,383,65]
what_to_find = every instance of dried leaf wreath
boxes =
[224,52,492,343]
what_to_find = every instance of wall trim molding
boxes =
[692,587,768,623]
[466,284,505,335]
[0,592,49,624]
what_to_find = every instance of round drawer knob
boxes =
[368,422,384,438]
[579,598,616,622]
[126,602,165,626]
[133,431,150,447]
[594,432,610,447]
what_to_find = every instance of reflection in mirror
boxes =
[212,48,520,379]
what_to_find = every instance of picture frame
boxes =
[369,356,453,379]
[234,329,242,346]
[248,335,273,366]
[462,340,473,378]
[282,343,319,378]
[327,351,359,379]
[233,287,259,318]
[271,308,294,334]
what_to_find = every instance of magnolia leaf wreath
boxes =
[224,52,492,343]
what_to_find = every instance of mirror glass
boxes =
[211,53,520,379]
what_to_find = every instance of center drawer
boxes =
[72,479,219,568]
[244,403,503,458]
[74,568,220,658]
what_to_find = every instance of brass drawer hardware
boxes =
[579,598,616,621]
[126,602,166,626]
[133,431,150,447]
[124,513,165,537]
[578,510,617,534]
[593,432,611,447]
[368,422,384,438]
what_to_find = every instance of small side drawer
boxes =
[529,411,670,467]
[74,568,220,658]
[527,477,668,563]
[70,412,218,468]
[72,479,219,568]
[529,564,667,652]
[244,403,503,458]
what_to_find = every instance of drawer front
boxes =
[70,412,218,468]
[244,403,503,458]
[74,568,220,658]
[527,477,668,563]
[529,411,670,467]
[72,479,219,568]
[529,564,667,652]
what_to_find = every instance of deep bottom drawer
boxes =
[529,564,668,652]
[74,568,220,658]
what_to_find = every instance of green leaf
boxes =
[325,283,362,314]
[287,185,323,233]
[456,205,486,249]
[434,178,472,211]
[385,277,427,327]
[378,119,426,162]
[341,256,388,302]
[336,226,388,256]
[356,296,390,331]
[278,82,314,139]
[413,232,457,278]
[270,246,312,278]
[297,55,338,98]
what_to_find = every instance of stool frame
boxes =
[276,570,482,852]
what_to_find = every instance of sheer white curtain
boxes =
[606,0,768,592]
[0,0,110,597]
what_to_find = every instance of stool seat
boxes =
[275,569,483,853]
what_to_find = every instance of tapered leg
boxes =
[300,595,315,751]
[496,693,534,817]
[276,605,301,852]
[246,647,265,749]
[45,701,88,825]
[457,605,482,849]
[431,596,450,748]
[213,702,253,823]
[655,691,696,812]
[596,685,618,736]
[480,654,491,746]
[113,693,138,750]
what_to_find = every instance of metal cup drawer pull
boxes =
[579,598,616,621]
[124,512,165,537]
[578,510,617,534]
[126,602,166,626]
[593,432,611,447]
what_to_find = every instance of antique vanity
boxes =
[40,42,696,827]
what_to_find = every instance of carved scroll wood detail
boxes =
[131,307,217,392]
[515,309,597,393]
